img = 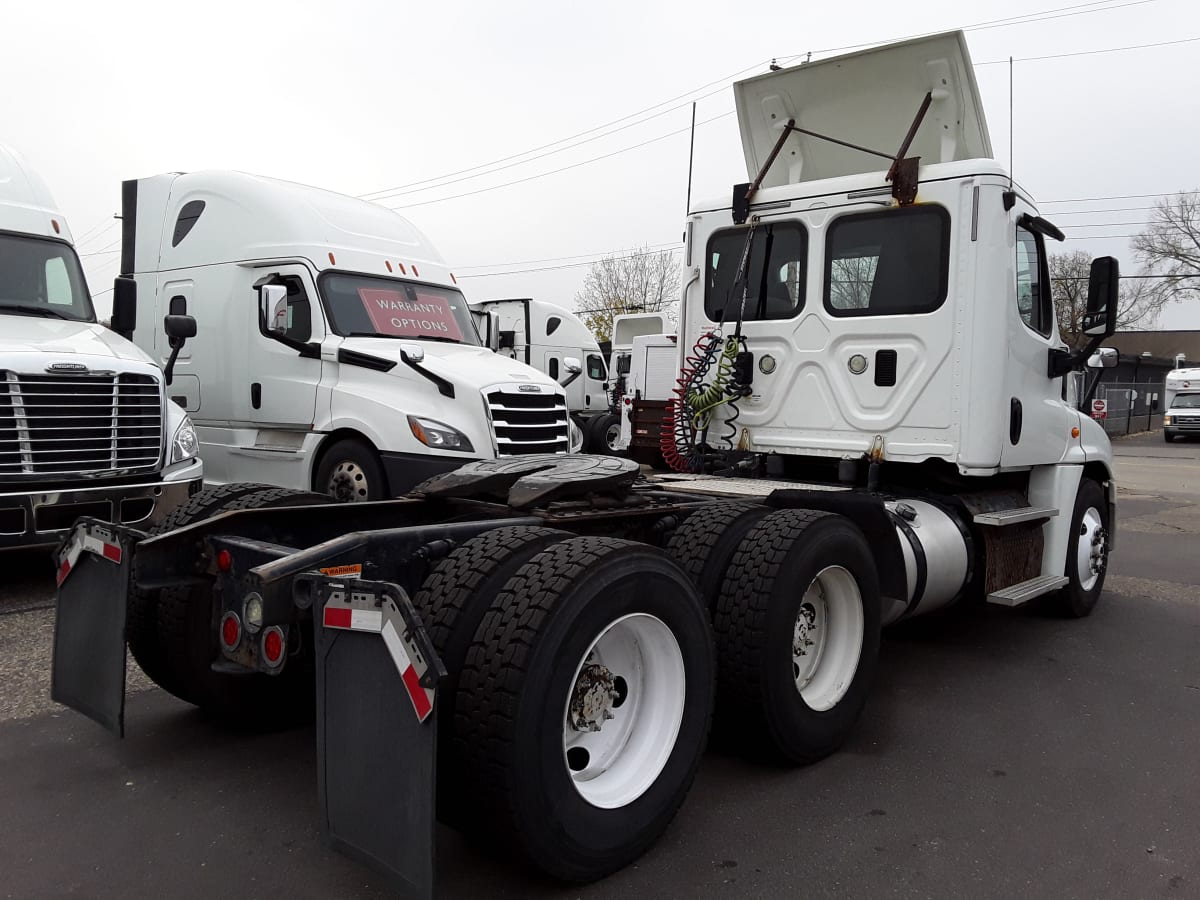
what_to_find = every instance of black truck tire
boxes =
[315,438,389,501]
[665,501,772,611]
[453,537,715,882]
[1052,478,1110,618]
[585,413,621,455]
[410,525,572,819]
[714,509,881,764]
[127,482,275,687]
[150,487,330,719]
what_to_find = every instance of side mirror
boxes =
[486,311,501,353]
[259,283,288,335]
[563,356,582,375]
[161,314,196,386]
[110,276,137,340]
[1082,256,1119,338]
[1087,347,1118,369]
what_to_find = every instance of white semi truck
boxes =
[468,297,612,450]
[614,332,678,465]
[0,144,202,549]
[116,171,575,502]
[1163,366,1200,442]
[52,31,1119,894]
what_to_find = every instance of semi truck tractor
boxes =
[1163,366,1200,441]
[0,144,202,549]
[115,171,575,502]
[468,297,610,450]
[52,31,1119,894]
[614,332,678,465]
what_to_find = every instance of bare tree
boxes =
[574,247,680,342]
[1049,250,1168,347]
[1132,190,1200,307]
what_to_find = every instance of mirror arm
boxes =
[1048,332,1108,378]
[266,330,320,359]
[1081,367,1106,407]
[559,371,582,389]
[163,335,184,386]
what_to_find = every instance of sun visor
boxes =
[733,31,993,188]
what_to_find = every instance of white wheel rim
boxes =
[792,566,864,712]
[1075,507,1105,592]
[605,422,621,451]
[562,613,686,809]
[327,460,370,502]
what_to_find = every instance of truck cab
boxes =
[0,144,202,549]
[1164,367,1200,441]
[120,172,572,500]
[615,332,678,464]
[470,297,606,448]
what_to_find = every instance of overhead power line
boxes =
[456,240,680,271]
[976,34,1200,65]
[1042,190,1200,204]
[456,245,682,279]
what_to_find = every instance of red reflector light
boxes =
[217,549,232,572]
[220,612,241,651]
[624,397,632,406]
[262,627,285,667]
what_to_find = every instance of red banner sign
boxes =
[358,288,463,341]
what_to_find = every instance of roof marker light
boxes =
[328,252,336,265]
[398,263,407,275]
[412,265,420,277]
[450,273,457,284]
[385,260,393,272]
[51,219,61,234]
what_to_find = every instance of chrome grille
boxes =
[0,371,163,478]
[485,386,570,455]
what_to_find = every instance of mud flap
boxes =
[50,519,140,737]
[300,574,445,900]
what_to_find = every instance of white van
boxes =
[0,144,202,547]
[1164,367,1200,442]
[119,171,574,500]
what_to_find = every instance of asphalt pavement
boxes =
[2,431,1198,898]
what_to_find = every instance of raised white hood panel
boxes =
[733,31,993,188]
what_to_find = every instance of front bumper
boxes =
[0,458,203,550]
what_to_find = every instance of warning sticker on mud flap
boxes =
[319,563,362,579]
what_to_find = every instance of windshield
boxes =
[0,233,95,322]
[1170,393,1200,409]
[320,272,480,346]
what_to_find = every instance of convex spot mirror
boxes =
[1083,256,1120,338]
[1087,347,1119,368]
[259,283,289,335]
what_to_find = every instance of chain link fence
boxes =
[1089,380,1165,436]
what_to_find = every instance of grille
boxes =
[485,386,570,455]
[0,371,163,479]
[1177,415,1200,425]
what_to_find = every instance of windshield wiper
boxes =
[343,332,465,345]
[0,302,77,320]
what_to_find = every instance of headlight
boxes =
[1163,415,1172,425]
[408,415,474,452]
[569,417,584,454]
[170,415,198,463]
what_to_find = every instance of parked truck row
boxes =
[47,29,1120,896]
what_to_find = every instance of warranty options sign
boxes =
[358,288,464,341]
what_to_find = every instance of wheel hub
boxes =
[328,461,368,502]
[568,659,617,732]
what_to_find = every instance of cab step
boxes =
[973,506,1058,526]
[987,574,1069,607]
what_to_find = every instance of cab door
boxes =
[234,264,325,429]
[999,213,1075,467]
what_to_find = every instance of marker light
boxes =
[220,612,242,652]
[242,592,265,634]
[217,549,233,572]
[385,260,393,272]
[412,265,420,277]
[328,252,336,265]
[1071,427,1080,438]
[261,626,286,668]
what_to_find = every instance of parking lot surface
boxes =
[2,430,1198,898]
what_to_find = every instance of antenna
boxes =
[685,101,696,219]
[1008,56,1014,191]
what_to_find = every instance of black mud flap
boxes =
[300,574,446,900]
[50,519,141,737]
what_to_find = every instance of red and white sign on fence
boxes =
[1091,398,1107,419]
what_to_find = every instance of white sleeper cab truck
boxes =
[117,171,573,502]
[0,144,201,549]
[469,297,610,450]
[1163,367,1200,442]
[51,32,1120,895]
[615,332,678,464]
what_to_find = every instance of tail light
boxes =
[219,612,242,652]
[261,626,286,669]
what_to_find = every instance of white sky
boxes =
[5,0,1198,327]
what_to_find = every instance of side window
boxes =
[824,206,950,316]
[586,354,606,380]
[549,357,560,380]
[705,222,807,322]
[1016,225,1052,337]
[261,276,313,343]
[44,258,73,306]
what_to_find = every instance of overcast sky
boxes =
[5,0,1198,330]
